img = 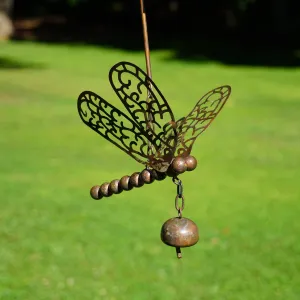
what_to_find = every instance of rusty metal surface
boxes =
[100,182,112,197]
[185,155,198,171]
[129,172,145,188]
[109,179,122,194]
[161,217,199,248]
[171,156,187,175]
[119,175,133,191]
[90,185,102,200]
[140,169,154,184]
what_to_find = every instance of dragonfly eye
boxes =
[170,157,187,175]
[185,155,198,172]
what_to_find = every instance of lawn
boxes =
[0,41,300,300]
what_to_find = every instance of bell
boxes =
[161,217,199,258]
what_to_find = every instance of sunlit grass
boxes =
[1,41,300,300]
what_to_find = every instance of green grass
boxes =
[1,41,300,300]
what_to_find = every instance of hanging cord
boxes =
[139,0,155,162]
[140,0,152,79]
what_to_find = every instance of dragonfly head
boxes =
[166,155,198,177]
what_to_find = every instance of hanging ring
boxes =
[175,194,185,217]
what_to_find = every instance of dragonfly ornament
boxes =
[77,61,231,258]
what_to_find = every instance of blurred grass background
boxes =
[1,41,300,299]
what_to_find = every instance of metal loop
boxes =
[177,184,183,198]
[172,176,181,185]
[174,177,184,217]
[173,177,183,198]
[178,207,183,218]
[175,195,185,213]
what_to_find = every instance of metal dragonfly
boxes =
[77,61,231,200]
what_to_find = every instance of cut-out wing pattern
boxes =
[77,61,231,173]
[152,86,231,161]
[109,61,177,152]
[175,85,231,156]
[78,91,152,165]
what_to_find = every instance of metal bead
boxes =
[171,156,187,174]
[129,172,144,188]
[161,217,199,248]
[100,182,113,197]
[119,175,133,191]
[140,169,155,184]
[151,169,167,181]
[185,155,198,171]
[109,179,123,194]
[90,185,103,200]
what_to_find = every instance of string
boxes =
[139,0,152,79]
[139,0,154,161]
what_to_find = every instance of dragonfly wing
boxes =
[109,61,177,154]
[77,91,156,165]
[148,120,179,172]
[175,85,231,156]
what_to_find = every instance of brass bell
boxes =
[161,217,199,258]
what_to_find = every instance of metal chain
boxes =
[173,177,184,217]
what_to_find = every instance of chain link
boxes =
[173,177,184,217]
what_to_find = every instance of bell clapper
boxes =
[176,247,182,259]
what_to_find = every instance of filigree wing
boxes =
[147,120,179,172]
[77,91,157,165]
[176,85,231,156]
[109,61,177,152]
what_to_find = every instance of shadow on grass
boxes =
[166,35,300,67]
[12,17,300,68]
[0,56,45,69]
